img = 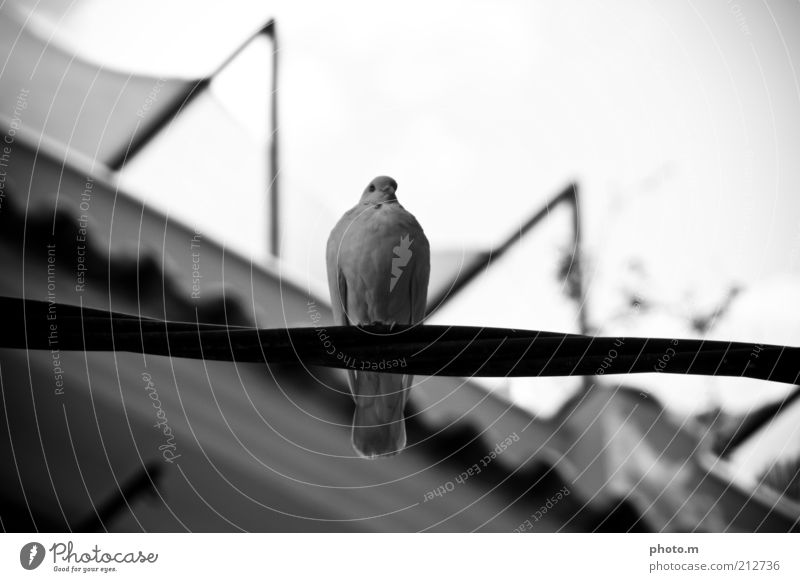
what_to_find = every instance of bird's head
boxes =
[360,176,398,204]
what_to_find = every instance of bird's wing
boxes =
[401,220,429,401]
[326,215,351,327]
[408,226,430,325]
[326,213,360,390]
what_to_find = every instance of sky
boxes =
[7,0,800,417]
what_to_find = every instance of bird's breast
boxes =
[347,204,414,239]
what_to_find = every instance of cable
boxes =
[2,296,797,385]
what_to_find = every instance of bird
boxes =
[326,176,430,458]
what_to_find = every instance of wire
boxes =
[2,296,798,385]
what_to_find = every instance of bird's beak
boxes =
[381,185,396,196]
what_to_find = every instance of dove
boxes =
[326,176,430,458]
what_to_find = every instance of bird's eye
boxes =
[368,184,376,192]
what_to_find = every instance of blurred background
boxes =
[1,0,799,532]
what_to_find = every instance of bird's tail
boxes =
[350,371,411,458]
